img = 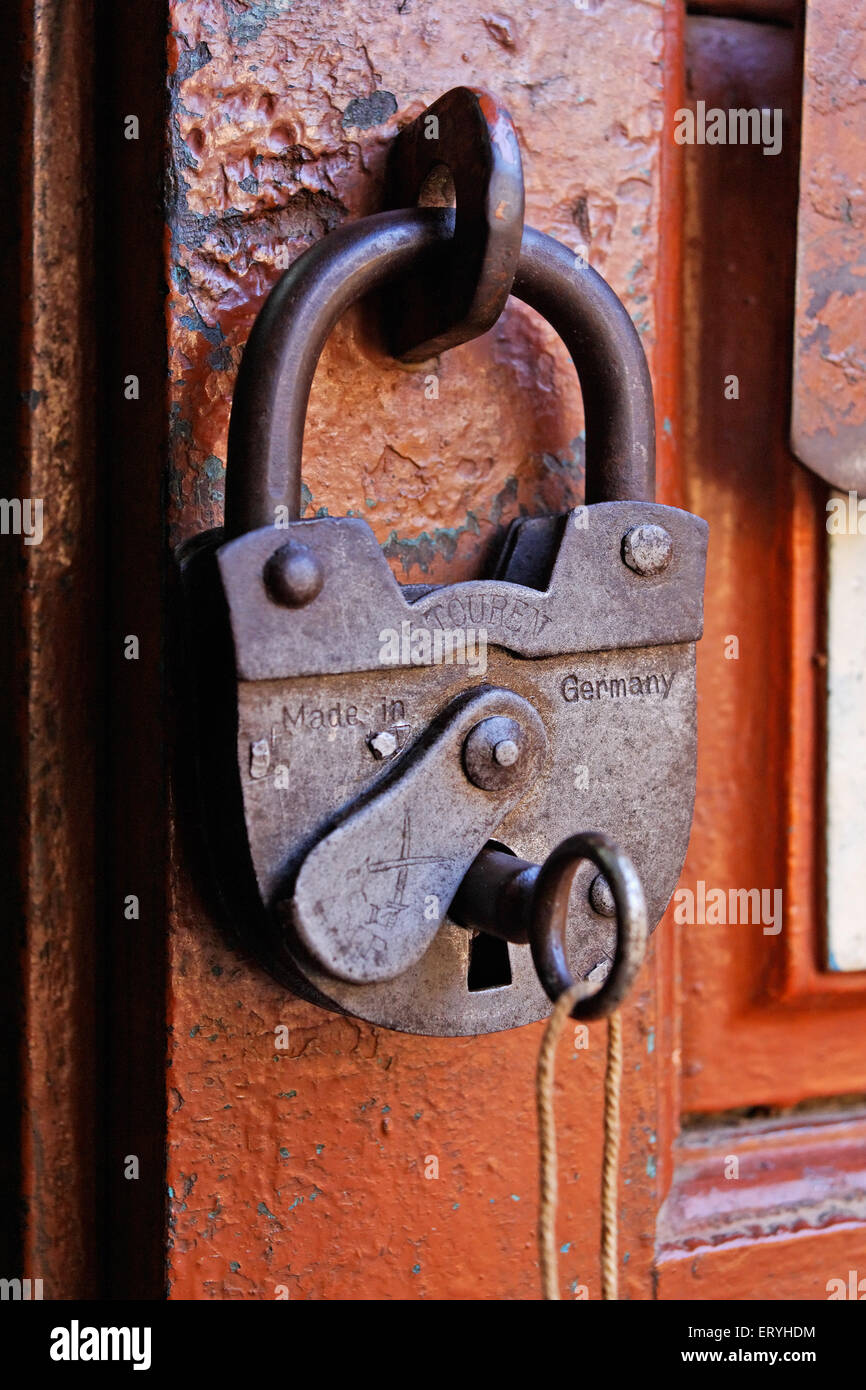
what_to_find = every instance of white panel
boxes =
[826,493,866,971]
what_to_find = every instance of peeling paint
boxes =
[165,0,665,1301]
[341,90,398,129]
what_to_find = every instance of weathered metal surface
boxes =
[218,506,706,680]
[530,832,648,1019]
[166,0,676,1300]
[450,845,537,944]
[384,87,524,361]
[292,687,548,982]
[462,714,529,791]
[453,832,649,1020]
[225,212,657,535]
[791,0,866,491]
[199,639,698,1036]
[622,522,673,576]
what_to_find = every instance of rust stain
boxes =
[17,0,101,1298]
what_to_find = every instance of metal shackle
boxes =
[224,207,655,539]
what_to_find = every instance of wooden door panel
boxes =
[680,14,866,1113]
[655,9,866,1300]
[658,1221,866,1301]
[165,0,679,1299]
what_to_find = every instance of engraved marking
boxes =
[281,700,361,730]
[561,671,678,702]
[357,810,448,942]
[272,698,413,746]
[380,698,405,724]
[420,591,551,637]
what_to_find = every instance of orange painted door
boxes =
[11,0,866,1304]
[161,0,680,1302]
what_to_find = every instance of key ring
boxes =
[450,830,650,1019]
[529,831,648,1021]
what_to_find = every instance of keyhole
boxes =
[467,931,512,991]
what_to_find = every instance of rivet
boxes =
[621,524,673,577]
[463,717,526,791]
[493,738,520,767]
[589,873,616,918]
[264,540,324,607]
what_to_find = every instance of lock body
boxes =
[184,499,706,1035]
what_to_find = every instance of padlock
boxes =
[182,205,708,1037]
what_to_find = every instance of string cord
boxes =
[537,995,623,1301]
[601,1010,623,1301]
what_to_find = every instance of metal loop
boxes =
[529,831,648,1021]
[225,208,655,538]
[384,86,525,362]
